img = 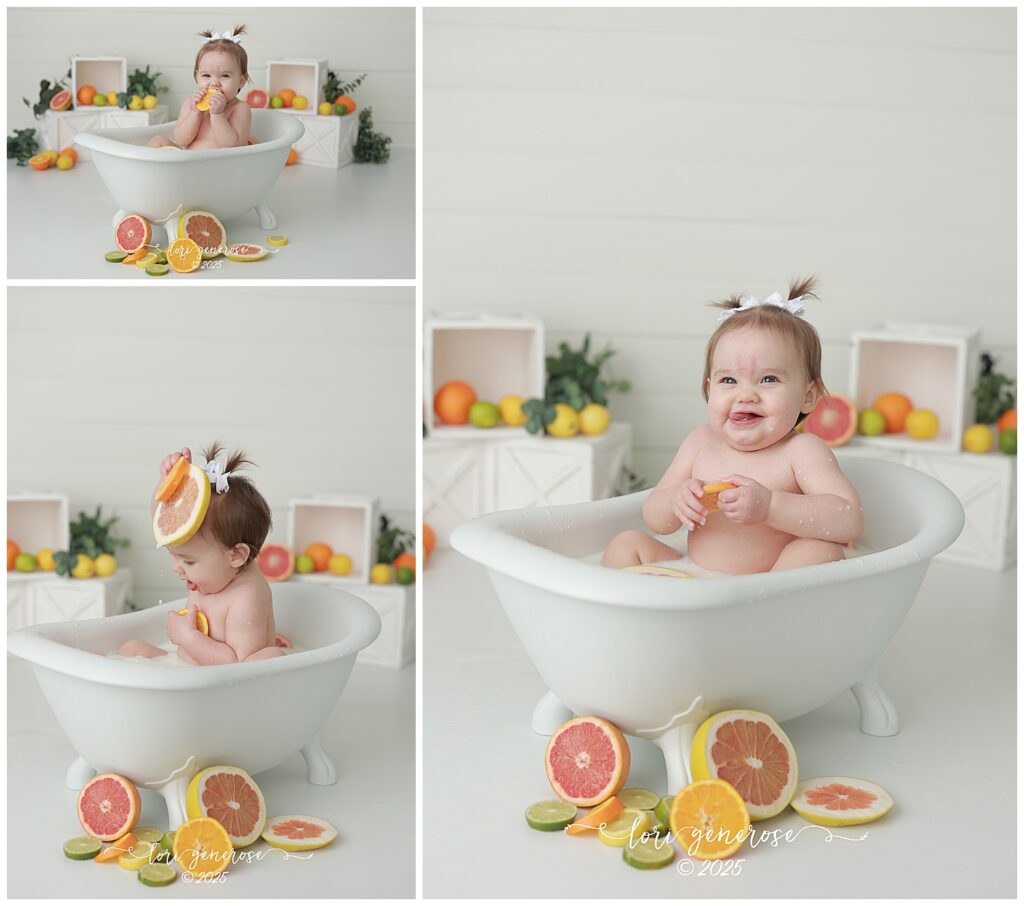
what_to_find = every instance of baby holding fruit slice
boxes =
[603,277,863,576]
[147,26,252,150]
[116,443,284,664]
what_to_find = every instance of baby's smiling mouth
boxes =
[186,580,198,591]
[730,411,763,425]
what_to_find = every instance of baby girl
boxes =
[603,277,863,576]
[148,26,252,150]
[117,444,283,664]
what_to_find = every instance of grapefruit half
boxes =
[246,89,269,109]
[690,709,798,821]
[258,543,294,582]
[77,773,141,841]
[178,210,226,259]
[186,765,267,847]
[545,716,631,807]
[114,214,152,253]
[262,815,338,852]
[153,463,210,546]
[801,393,857,447]
[50,89,72,112]
[790,776,893,827]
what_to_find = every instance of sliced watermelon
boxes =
[247,89,269,109]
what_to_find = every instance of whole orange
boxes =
[422,523,436,560]
[873,392,914,433]
[434,381,477,425]
[7,539,19,570]
[997,408,1016,433]
[76,84,97,106]
[304,542,333,572]
[278,88,296,107]
[394,552,416,574]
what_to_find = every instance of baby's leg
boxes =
[147,135,178,148]
[770,538,845,572]
[243,646,286,662]
[602,530,681,568]
[116,639,168,658]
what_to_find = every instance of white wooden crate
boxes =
[424,422,633,547]
[348,584,414,669]
[8,492,69,553]
[71,56,126,108]
[425,311,546,436]
[292,112,359,169]
[266,59,327,114]
[43,106,169,160]
[849,323,980,455]
[7,569,132,632]
[287,494,378,585]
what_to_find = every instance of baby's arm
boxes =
[208,97,251,148]
[168,604,240,666]
[172,95,204,147]
[642,426,713,534]
[223,594,274,662]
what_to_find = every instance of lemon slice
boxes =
[597,808,649,847]
[266,234,289,246]
[134,252,159,268]
[119,843,157,870]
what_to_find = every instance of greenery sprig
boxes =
[354,107,392,163]
[53,507,130,577]
[376,514,414,565]
[324,69,366,103]
[973,352,1015,424]
[22,68,71,118]
[7,128,39,166]
[115,66,168,108]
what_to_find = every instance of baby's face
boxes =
[195,50,244,101]
[167,531,246,595]
[706,327,819,452]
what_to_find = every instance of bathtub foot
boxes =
[157,777,191,831]
[651,721,701,795]
[851,661,900,736]
[301,733,337,786]
[255,202,277,230]
[531,690,574,736]
[65,756,96,791]
[111,208,129,230]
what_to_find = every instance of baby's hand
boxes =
[206,91,227,115]
[167,603,198,646]
[670,478,709,531]
[191,87,208,110]
[716,475,772,525]
[159,447,192,478]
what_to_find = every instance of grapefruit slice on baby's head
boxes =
[153,463,210,546]
[544,716,631,807]
[155,456,190,502]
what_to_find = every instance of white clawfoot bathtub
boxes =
[6,583,380,830]
[74,108,304,240]
[451,457,964,795]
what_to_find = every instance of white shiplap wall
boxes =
[8,7,414,147]
[424,7,1016,485]
[7,287,415,609]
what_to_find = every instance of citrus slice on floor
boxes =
[153,463,210,546]
[690,709,798,820]
[266,234,289,246]
[95,831,138,861]
[119,842,158,870]
[224,243,268,262]
[261,815,338,852]
[131,827,166,847]
[669,779,750,860]
[700,482,738,513]
[172,817,233,876]
[122,247,149,264]
[104,250,128,263]
[178,210,226,259]
[623,835,677,869]
[77,773,141,841]
[544,716,631,807]
[166,237,202,273]
[146,264,169,277]
[177,608,210,636]
[115,214,152,253]
[654,795,674,831]
[597,808,649,847]
[185,765,266,847]
[790,777,894,827]
[63,836,102,860]
[134,252,159,268]
[617,788,659,810]
[138,862,177,887]
[564,794,624,835]
[524,800,577,832]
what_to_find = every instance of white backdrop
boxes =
[7,288,415,608]
[8,7,415,147]
[424,7,1016,485]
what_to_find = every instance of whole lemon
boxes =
[56,154,75,170]
[143,95,158,109]
[328,553,353,576]
[499,395,527,426]
[70,554,95,579]
[105,91,119,106]
[14,552,37,573]
[546,403,579,438]
[318,101,334,116]
[129,95,143,110]
[963,424,995,453]
[858,408,886,436]
[370,563,392,584]
[578,402,611,436]
[94,553,117,577]
[36,548,56,571]
[292,95,308,110]
[469,400,500,428]
[905,409,940,440]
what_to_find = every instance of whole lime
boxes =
[335,103,350,116]
[469,400,500,428]
[396,565,415,585]
[858,408,886,437]
[270,95,285,109]
[999,427,1016,455]
[14,552,37,573]
[295,554,315,574]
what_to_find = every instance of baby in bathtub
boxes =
[117,444,283,664]
[603,276,863,576]
[148,26,252,150]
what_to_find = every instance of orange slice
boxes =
[166,237,202,274]
[95,831,137,862]
[196,89,218,112]
[177,608,210,636]
[701,482,737,513]
[669,779,750,860]
[565,795,624,835]
[155,457,190,502]
[122,247,149,264]
[172,817,232,876]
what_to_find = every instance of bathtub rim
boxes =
[450,457,965,611]
[6,584,381,691]
[73,108,304,163]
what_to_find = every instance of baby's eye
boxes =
[719,377,736,384]
[761,375,780,383]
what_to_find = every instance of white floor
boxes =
[7,652,415,898]
[423,548,1017,898]
[6,148,414,279]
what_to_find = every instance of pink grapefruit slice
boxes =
[114,214,152,254]
[262,815,338,852]
[186,765,266,847]
[545,716,631,807]
[153,463,210,546]
[801,393,857,447]
[77,773,141,841]
[259,542,294,582]
[690,709,798,821]
[178,210,226,259]
[790,776,893,827]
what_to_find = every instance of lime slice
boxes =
[655,795,674,828]
[618,788,659,811]
[63,836,102,860]
[105,250,128,263]
[138,862,177,887]
[525,799,577,832]
[266,234,289,246]
[597,808,650,847]
[132,827,165,845]
[119,843,157,870]
[146,264,169,277]
[623,835,677,870]
[154,832,174,862]
[135,252,159,268]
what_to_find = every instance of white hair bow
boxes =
[204,31,242,44]
[717,291,806,323]
[204,460,232,494]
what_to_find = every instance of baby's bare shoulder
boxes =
[222,573,272,618]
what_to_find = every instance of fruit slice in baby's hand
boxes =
[155,457,190,502]
[701,481,737,513]
[177,608,210,635]
[196,89,218,111]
